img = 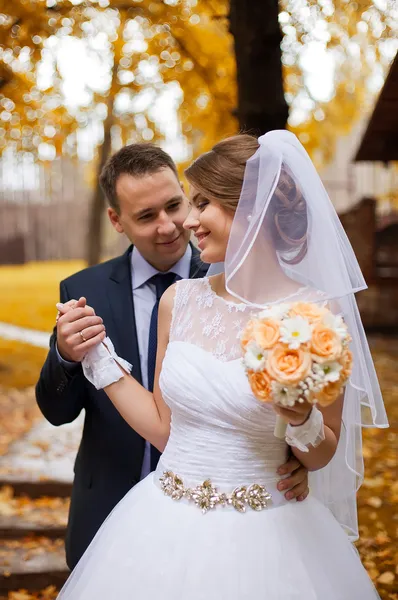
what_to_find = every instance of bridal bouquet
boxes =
[240,302,352,437]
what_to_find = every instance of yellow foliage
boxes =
[280,0,396,166]
[144,1,237,154]
[0,0,395,167]
[0,261,84,330]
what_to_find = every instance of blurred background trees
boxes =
[0,0,396,264]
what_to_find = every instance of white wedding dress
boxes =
[58,278,379,600]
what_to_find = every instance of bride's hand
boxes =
[56,297,85,321]
[273,399,313,427]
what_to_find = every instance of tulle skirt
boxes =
[57,472,379,599]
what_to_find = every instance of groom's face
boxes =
[108,168,191,272]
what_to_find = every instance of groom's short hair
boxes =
[100,143,179,212]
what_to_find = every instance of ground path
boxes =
[0,329,396,598]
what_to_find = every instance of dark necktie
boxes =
[147,272,179,470]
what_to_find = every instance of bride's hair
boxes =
[185,133,308,264]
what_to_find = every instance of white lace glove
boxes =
[82,336,132,390]
[285,407,325,453]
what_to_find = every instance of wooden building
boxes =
[349,53,398,329]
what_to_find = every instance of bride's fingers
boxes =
[56,298,79,322]
[56,297,86,315]
[56,303,95,325]
[273,404,312,426]
[56,302,76,315]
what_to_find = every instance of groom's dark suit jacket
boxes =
[36,244,207,569]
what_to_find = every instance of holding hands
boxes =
[56,297,106,362]
[55,297,309,503]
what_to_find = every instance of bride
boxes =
[57,130,387,599]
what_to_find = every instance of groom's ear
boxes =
[107,207,124,234]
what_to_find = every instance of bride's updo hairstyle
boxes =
[185,134,308,264]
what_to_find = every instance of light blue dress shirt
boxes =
[130,246,192,478]
[57,245,192,480]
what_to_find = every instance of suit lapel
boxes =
[107,246,143,385]
[105,243,205,387]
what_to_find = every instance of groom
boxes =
[36,142,309,570]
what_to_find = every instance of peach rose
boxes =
[266,343,312,385]
[241,320,255,350]
[289,302,326,325]
[311,324,342,364]
[254,319,280,350]
[316,381,342,407]
[248,370,272,403]
[340,348,353,383]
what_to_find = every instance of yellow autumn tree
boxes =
[0,0,396,262]
[279,0,397,165]
[1,1,396,159]
[0,0,238,262]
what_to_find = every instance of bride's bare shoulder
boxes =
[159,282,179,311]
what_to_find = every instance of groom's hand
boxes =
[56,297,106,362]
[276,456,309,502]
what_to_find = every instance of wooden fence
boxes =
[0,155,124,263]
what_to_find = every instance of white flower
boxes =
[322,312,348,340]
[272,381,301,407]
[243,342,266,372]
[313,361,342,383]
[258,303,289,321]
[279,316,312,349]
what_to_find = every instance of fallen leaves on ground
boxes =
[0,487,69,527]
[0,387,42,456]
[0,340,48,390]
[1,536,65,572]
[356,336,398,599]
[1,336,397,600]
[7,587,58,600]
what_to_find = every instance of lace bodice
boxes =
[169,277,253,362]
[169,278,326,362]
[157,278,326,489]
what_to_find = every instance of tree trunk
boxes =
[229,0,288,135]
[86,62,117,266]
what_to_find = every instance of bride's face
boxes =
[183,187,234,263]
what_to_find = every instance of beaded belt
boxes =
[159,470,272,514]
